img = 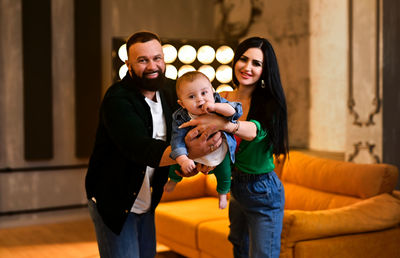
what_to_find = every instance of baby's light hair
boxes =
[176,71,212,98]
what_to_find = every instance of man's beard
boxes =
[129,68,166,92]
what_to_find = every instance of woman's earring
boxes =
[261,80,266,88]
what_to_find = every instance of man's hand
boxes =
[196,163,215,175]
[175,168,199,177]
[184,127,222,160]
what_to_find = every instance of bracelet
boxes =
[232,121,240,135]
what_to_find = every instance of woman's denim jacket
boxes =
[170,92,242,163]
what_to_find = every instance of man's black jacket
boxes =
[85,73,178,234]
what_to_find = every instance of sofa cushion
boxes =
[281,193,400,246]
[198,219,233,258]
[155,197,228,253]
[293,227,400,258]
[281,151,399,198]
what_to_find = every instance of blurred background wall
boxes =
[0,0,399,224]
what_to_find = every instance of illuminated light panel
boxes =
[178,65,196,78]
[165,64,178,80]
[178,45,197,64]
[216,65,232,83]
[119,64,128,80]
[118,44,128,62]
[216,46,234,64]
[163,44,178,63]
[198,65,216,82]
[216,84,234,93]
[197,45,215,64]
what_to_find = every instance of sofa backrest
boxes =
[283,182,361,210]
[281,151,399,199]
[160,173,218,202]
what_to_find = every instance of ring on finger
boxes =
[210,144,214,152]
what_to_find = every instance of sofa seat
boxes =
[197,219,233,258]
[156,197,228,258]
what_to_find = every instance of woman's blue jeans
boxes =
[88,199,156,258]
[228,170,285,258]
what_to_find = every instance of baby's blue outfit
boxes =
[169,92,242,194]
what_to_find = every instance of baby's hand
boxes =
[202,102,215,113]
[180,159,196,174]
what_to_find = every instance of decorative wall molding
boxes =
[347,0,382,127]
[347,141,380,163]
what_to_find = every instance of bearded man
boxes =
[85,31,221,258]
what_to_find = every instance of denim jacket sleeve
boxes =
[170,108,191,160]
[214,92,242,122]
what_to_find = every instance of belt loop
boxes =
[232,167,270,182]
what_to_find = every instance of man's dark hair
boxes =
[126,31,162,55]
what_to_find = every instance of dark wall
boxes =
[383,0,400,189]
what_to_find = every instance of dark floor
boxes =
[156,251,187,258]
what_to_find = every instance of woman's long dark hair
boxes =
[232,37,289,159]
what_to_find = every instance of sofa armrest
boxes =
[393,190,400,200]
[281,193,400,249]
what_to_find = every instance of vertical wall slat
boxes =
[22,0,53,160]
[74,0,102,158]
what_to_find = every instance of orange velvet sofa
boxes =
[155,151,400,258]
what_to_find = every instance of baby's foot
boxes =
[164,180,177,192]
[219,194,228,209]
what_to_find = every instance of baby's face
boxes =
[178,77,215,115]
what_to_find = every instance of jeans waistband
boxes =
[231,167,271,182]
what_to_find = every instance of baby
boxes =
[165,71,242,209]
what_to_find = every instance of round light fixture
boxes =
[178,65,196,78]
[165,64,178,80]
[178,45,197,64]
[198,65,216,82]
[216,46,234,64]
[216,84,234,93]
[118,44,128,62]
[119,64,128,80]
[197,45,215,64]
[163,44,178,63]
[216,65,232,83]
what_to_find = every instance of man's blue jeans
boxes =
[228,170,285,258]
[88,199,156,258]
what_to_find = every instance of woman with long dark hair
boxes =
[182,36,289,257]
[222,36,288,257]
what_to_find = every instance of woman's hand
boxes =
[182,113,257,143]
[180,113,228,134]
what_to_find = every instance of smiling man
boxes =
[85,31,221,258]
